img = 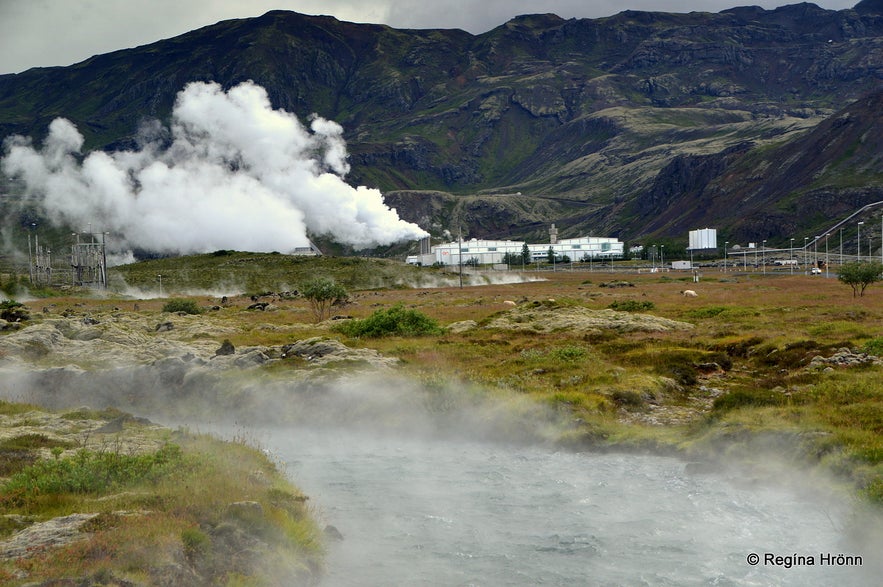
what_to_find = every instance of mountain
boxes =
[3,4,883,249]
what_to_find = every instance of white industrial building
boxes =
[688,228,718,251]
[408,228,624,266]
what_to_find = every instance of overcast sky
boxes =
[0,0,860,74]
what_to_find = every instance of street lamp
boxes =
[790,237,795,274]
[724,241,728,272]
[762,239,767,274]
[858,221,864,261]
[825,233,830,278]
[814,236,819,270]
[157,274,163,298]
[661,245,665,270]
[804,237,808,269]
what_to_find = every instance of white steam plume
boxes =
[1,81,428,253]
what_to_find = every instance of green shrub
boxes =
[610,390,646,408]
[685,306,728,319]
[181,527,212,560]
[862,337,883,356]
[162,298,202,315]
[1,444,183,504]
[0,300,29,322]
[608,300,655,312]
[334,304,441,338]
[549,346,588,362]
[712,389,787,413]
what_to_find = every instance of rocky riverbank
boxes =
[0,401,324,586]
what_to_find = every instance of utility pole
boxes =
[457,230,463,289]
[27,227,34,284]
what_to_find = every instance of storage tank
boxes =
[688,228,717,250]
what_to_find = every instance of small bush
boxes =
[755,340,820,369]
[685,306,728,319]
[610,390,646,408]
[181,527,212,560]
[1,444,184,505]
[0,300,29,322]
[862,337,883,356]
[333,304,441,338]
[162,299,201,315]
[712,389,787,413]
[608,300,655,312]
[549,346,588,362]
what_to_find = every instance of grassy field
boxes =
[4,256,883,507]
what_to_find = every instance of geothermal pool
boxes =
[247,426,877,587]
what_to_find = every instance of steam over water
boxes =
[1,364,879,585]
[248,426,879,587]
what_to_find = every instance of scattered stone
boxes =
[215,339,236,356]
[155,322,174,332]
[247,302,269,311]
[808,348,882,369]
[446,320,478,334]
[324,524,344,541]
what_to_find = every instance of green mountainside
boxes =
[3,3,883,248]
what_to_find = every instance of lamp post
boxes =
[27,223,35,284]
[157,275,163,298]
[858,221,864,261]
[803,237,808,269]
[825,233,830,278]
[661,245,665,270]
[814,236,819,270]
[790,237,794,274]
[762,240,767,274]
[724,241,728,272]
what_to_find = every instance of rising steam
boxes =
[1,81,428,253]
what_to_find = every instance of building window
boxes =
[488,247,497,252]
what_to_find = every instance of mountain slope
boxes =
[2,4,883,247]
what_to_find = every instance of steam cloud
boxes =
[1,81,428,253]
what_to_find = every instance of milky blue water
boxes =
[252,427,879,587]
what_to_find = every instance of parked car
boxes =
[811,267,822,274]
